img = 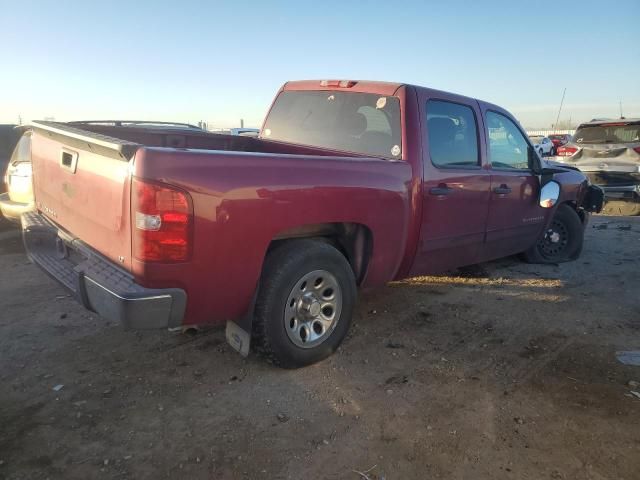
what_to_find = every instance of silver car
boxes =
[555,119,640,215]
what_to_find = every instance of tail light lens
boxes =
[132,178,193,262]
[633,146,640,155]
[556,146,578,157]
[4,131,32,188]
[319,80,357,88]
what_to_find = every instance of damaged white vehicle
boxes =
[555,119,640,216]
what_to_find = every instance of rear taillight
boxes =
[132,177,193,262]
[556,146,578,157]
[633,146,640,155]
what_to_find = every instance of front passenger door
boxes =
[482,110,547,260]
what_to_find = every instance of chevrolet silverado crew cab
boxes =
[22,80,603,367]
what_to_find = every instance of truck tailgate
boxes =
[30,121,140,270]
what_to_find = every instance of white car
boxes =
[528,135,554,157]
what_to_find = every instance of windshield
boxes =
[262,90,402,159]
[573,123,640,144]
[528,136,543,144]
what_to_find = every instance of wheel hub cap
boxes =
[539,220,569,258]
[298,295,322,318]
[284,270,342,349]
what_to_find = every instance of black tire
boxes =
[253,239,357,368]
[601,199,640,216]
[523,204,584,263]
[538,148,544,157]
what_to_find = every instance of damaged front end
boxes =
[581,183,605,213]
[568,155,638,215]
[542,159,604,213]
[577,157,640,204]
[555,120,640,213]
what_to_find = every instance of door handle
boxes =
[493,184,512,195]
[429,184,453,196]
[60,148,79,173]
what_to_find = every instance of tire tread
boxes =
[523,204,584,263]
[252,239,355,368]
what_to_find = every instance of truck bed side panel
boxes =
[132,148,413,325]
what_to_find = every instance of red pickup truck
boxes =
[23,80,603,367]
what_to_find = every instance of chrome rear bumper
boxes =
[21,211,186,329]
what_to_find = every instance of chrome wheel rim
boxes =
[284,270,342,349]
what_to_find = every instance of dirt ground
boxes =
[0,215,639,480]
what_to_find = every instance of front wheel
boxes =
[253,239,357,368]
[522,204,584,263]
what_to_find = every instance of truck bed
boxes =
[29,121,413,326]
[73,121,365,158]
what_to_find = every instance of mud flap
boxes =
[226,320,251,357]
[225,289,257,357]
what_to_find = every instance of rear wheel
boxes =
[601,199,640,216]
[538,148,544,157]
[523,204,584,263]
[253,239,357,368]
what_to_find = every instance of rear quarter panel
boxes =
[132,148,413,325]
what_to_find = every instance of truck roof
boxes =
[283,80,499,112]
[284,80,405,96]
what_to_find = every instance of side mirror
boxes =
[539,180,560,208]
[529,145,543,174]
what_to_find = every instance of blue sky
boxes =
[1,0,638,128]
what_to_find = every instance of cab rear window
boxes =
[262,91,402,159]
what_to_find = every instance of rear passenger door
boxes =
[481,109,546,259]
[411,93,491,275]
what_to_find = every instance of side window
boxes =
[486,111,530,170]
[426,100,479,168]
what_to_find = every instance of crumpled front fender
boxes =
[581,184,605,213]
